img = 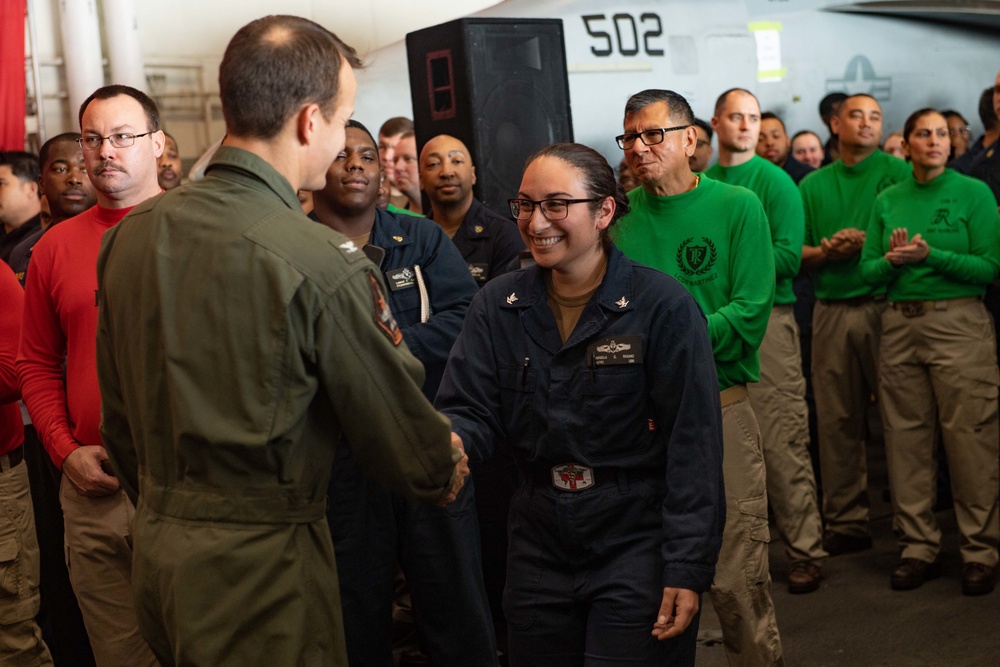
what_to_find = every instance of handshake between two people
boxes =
[435,432,471,507]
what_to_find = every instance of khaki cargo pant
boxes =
[59,477,157,667]
[0,457,53,666]
[748,305,826,564]
[811,299,885,538]
[709,392,784,666]
[879,300,1000,566]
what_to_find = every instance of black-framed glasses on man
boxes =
[508,198,601,221]
[616,125,690,150]
[77,132,155,151]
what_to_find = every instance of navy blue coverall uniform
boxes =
[436,198,525,286]
[322,208,496,666]
[436,246,726,666]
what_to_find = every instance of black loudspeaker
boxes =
[406,18,574,217]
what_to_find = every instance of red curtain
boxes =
[0,0,26,151]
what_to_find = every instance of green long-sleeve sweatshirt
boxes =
[706,154,803,306]
[800,150,910,300]
[859,169,1000,299]
[612,176,775,390]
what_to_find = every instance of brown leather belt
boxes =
[0,446,24,472]
[889,296,980,318]
[720,384,748,408]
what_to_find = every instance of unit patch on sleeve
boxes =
[368,272,403,346]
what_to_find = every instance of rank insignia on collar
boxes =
[339,241,359,253]
[393,235,403,242]
[616,296,629,309]
[506,292,518,305]
[474,225,484,233]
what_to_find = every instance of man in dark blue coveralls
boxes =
[313,120,496,666]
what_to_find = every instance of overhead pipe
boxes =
[58,0,104,125]
[100,0,146,92]
[26,0,46,143]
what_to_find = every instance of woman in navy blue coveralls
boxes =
[435,143,726,666]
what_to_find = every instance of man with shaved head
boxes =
[420,134,524,286]
[156,132,182,191]
[420,133,524,660]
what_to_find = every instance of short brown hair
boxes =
[379,117,413,138]
[219,15,362,140]
[78,85,160,132]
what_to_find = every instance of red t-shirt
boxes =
[17,204,133,469]
[0,262,24,456]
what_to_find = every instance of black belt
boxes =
[820,295,885,307]
[522,462,660,492]
[0,446,24,472]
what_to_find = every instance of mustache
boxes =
[96,160,126,175]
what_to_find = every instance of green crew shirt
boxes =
[612,176,775,390]
[800,150,910,300]
[388,202,425,218]
[859,169,1000,299]
[706,154,803,305]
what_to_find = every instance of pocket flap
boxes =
[0,532,19,563]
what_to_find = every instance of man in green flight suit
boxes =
[612,89,782,666]
[95,16,468,667]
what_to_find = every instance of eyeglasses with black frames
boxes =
[508,198,601,221]
[615,125,690,150]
